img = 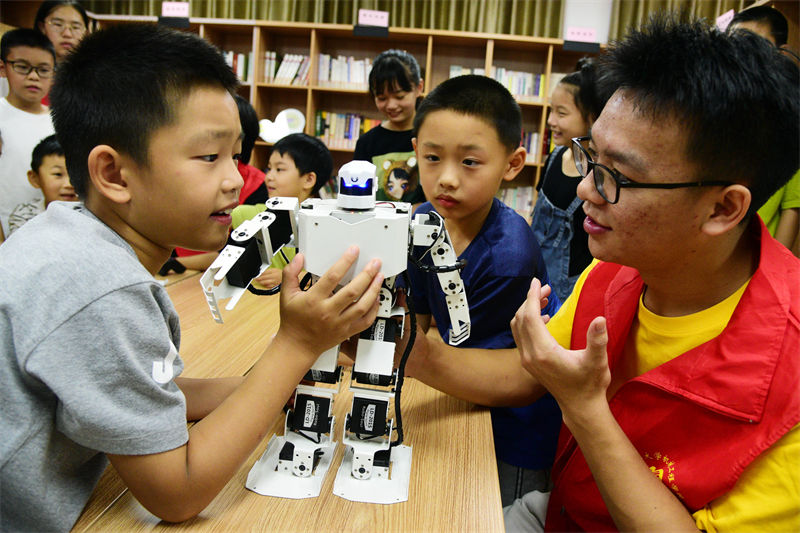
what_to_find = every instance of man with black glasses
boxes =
[401,14,799,532]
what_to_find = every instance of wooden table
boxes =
[72,274,504,532]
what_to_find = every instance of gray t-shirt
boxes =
[0,202,189,532]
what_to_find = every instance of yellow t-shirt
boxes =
[547,261,800,532]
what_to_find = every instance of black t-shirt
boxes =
[353,125,426,204]
[538,148,592,276]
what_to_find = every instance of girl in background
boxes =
[531,58,606,302]
[354,49,425,206]
[34,0,88,63]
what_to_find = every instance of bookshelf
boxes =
[89,14,590,205]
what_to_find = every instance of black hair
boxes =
[271,133,333,195]
[34,1,89,32]
[729,5,788,47]
[559,57,606,124]
[414,74,522,153]
[597,12,799,217]
[49,23,239,198]
[368,49,422,98]
[235,94,259,165]
[1,28,56,62]
[30,134,64,173]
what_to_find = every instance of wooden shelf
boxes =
[89,14,592,190]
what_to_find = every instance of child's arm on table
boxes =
[108,246,383,522]
[253,267,283,289]
[396,284,553,407]
[774,207,799,250]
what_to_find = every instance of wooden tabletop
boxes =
[73,273,504,532]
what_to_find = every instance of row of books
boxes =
[522,131,542,165]
[223,50,254,83]
[496,186,535,221]
[264,52,311,85]
[491,68,546,101]
[314,110,381,151]
[318,54,372,88]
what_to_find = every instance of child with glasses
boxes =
[0,28,56,244]
[34,0,88,63]
[531,58,606,302]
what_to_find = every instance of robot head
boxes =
[337,160,378,210]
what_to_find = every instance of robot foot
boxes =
[332,444,412,504]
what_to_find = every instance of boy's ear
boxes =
[27,170,42,189]
[502,146,527,182]
[0,61,7,79]
[86,145,132,204]
[301,171,316,193]
[701,184,751,236]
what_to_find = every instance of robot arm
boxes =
[409,212,471,345]
[199,197,299,323]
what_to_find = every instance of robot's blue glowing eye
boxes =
[340,177,373,196]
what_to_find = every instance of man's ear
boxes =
[702,184,751,236]
[86,145,132,204]
[27,170,42,189]
[503,146,527,182]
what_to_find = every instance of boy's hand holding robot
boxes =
[200,160,470,503]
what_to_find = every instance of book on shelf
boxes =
[223,50,253,83]
[317,53,372,88]
[496,186,534,221]
[263,50,277,82]
[448,65,486,78]
[272,53,307,85]
[522,131,541,164]
[314,110,381,151]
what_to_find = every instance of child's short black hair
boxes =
[414,75,522,153]
[1,28,56,63]
[598,12,799,216]
[368,49,422,98]
[235,94,259,165]
[271,133,333,195]
[49,23,239,198]
[729,5,788,47]
[34,1,89,33]
[30,134,64,173]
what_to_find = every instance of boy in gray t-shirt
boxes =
[0,24,384,532]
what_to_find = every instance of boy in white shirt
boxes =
[0,28,56,243]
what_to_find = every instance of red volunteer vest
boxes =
[545,220,800,531]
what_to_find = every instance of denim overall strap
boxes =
[531,147,583,302]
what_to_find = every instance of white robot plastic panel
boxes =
[199,160,471,504]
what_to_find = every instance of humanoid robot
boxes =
[199,160,470,503]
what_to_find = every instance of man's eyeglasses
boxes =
[4,60,55,79]
[571,136,734,204]
[45,18,86,35]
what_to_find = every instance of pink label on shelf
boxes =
[162,2,190,17]
[565,26,597,43]
[716,9,735,31]
[358,9,389,27]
